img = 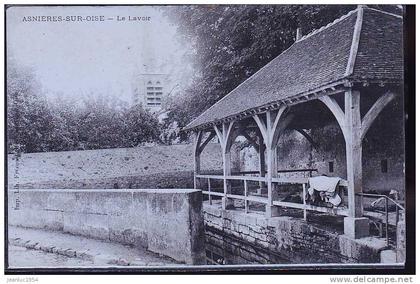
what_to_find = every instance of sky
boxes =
[6,5,194,102]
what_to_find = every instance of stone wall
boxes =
[396,218,406,263]
[204,204,387,264]
[8,188,205,265]
[15,171,196,190]
[8,143,231,189]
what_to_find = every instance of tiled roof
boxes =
[350,9,403,82]
[184,7,403,131]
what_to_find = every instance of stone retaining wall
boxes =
[396,219,406,263]
[204,204,388,264]
[8,189,205,265]
[8,143,229,189]
[16,171,196,190]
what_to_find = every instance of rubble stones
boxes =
[203,204,388,264]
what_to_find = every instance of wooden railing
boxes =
[195,173,349,218]
[357,192,405,247]
[231,169,318,176]
[272,176,349,218]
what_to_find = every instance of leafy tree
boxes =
[7,59,163,153]
[122,104,162,147]
[47,96,81,151]
[7,58,55,153]
[75,95,126,150]
[48,95,161,151]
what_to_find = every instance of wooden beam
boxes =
[224,121,237,154]
[269,106,287,147]
[226,129,240,152]
[225,121,235,141]
[271,113,294,148]
[193,130,203,154]
[184,82,351,133]
[273,200,349,216]
[319,95,347,141]
[198,131,216,153]
[213,125,223,147]
[242,130,260,151]
[295,129,319,149]
[361,91,396,139]
[253,114,268,142]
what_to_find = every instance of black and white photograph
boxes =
[4,3,415,276]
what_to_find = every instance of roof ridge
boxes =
[298,6,402,44]
[185,8,363,130]
[185,9,364,130]
[184,5,404,131]
[297,8,359,43]
[364,6,403,19]
[345,6,364,76]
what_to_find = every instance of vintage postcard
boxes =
[5,4,413,274]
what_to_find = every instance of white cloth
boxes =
[308,176,342,206]
[309,176,341,193]
[327,193,342,207]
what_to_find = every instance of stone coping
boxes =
[8,188,201,194]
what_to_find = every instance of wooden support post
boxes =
[319,91,363,218]
[253,107,288,218]
[214,122,235,210]
[193,130,216,190]
[224,123,234,210]
[344,89,396,238]
[344,90,363,218]
[241,129,264,194]
[194,155,200,189]
[266,145,280,217]
[272,146,278,178]
[318,89,395,238]
[333,90,370,238]
[208,178,212,205]
[258,140,265,195]
[244,179,249,213]
[302,183,307,221]
[223,150,232,200]
[193,130,203,189]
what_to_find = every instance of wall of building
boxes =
[204,204,388,264]
[8,188,205,265]
[132,74,169,111]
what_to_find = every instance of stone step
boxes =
[380,249,397,263]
